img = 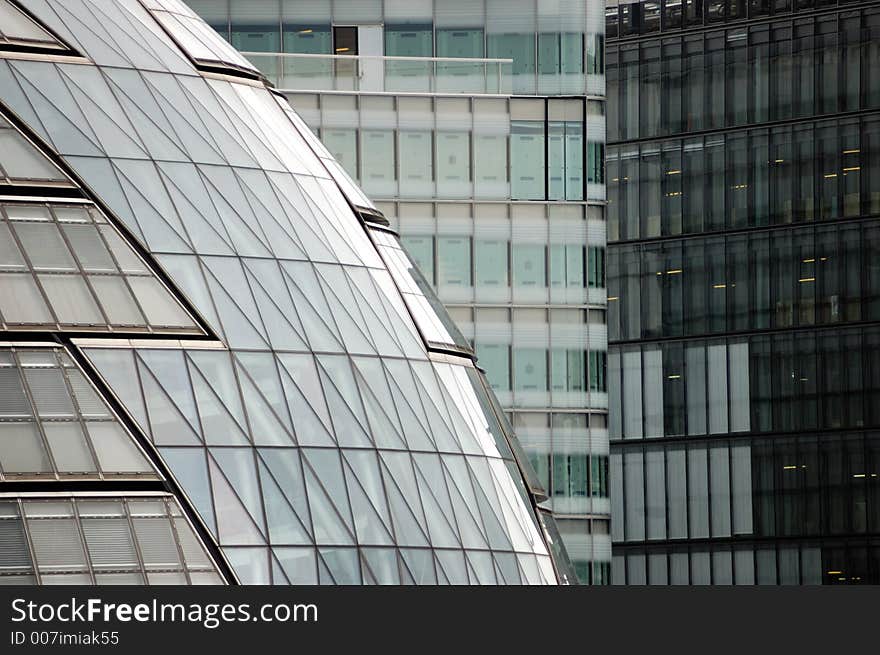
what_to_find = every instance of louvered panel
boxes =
[82,518,139,569]
[133,518,182,568]
[0,517,33,569]
[27,518,88,571]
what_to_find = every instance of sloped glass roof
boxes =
[0,0,65,50]
[0,345,158,480]
[142,0,259,76]
[0,495,223,584]
[0,201,202,333]
[0,114,70,186]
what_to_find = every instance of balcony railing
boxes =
[242,52,513,95]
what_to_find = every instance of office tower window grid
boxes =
[608,0,880,584]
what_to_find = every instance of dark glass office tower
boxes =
[606,0,880,584]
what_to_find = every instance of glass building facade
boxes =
[0,0,566,585]
[185,0,611,584]
[607,0,880,584]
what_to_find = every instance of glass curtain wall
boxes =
[608,0,880,585]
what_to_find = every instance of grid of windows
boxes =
[608,0,879,38]
[609,220,880,342]
[288,93,604,202]
[608,0,880,585]
[608,116,880,242]
[608,8,880,140]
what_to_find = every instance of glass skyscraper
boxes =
[185,0,612,584]
[606,0,880,584]
[0,0,565,585]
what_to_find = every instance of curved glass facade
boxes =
[0,0,563,584]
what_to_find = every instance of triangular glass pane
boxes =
[466,550,498,585]
[270,554,290,585]
[411,361,477,453]
[257,448,311,527]
[317,551,335,585]
[265,172,338,263]
[7,62,101,155]
[274,547,317,585]
[141,71,227,164]
[137,349,200,432]
[340,452,394,546]
[241,259,310,351]
[439,456,491,550]
[197,169,273,257]
[415,453,485,549]
[202,267,271,349]
[341,268,411,356]
[257,459,311,545]
[0,0,64,46]
[399,549,436,584]
[315,356,372,447]
[411,455,463,549]
[385,359,459,453]
[377,458,430,548]
[83,348,148,431]
[160,447,216,536]
[278,262,345,352]
[111,160,193,253]
[56,65,149,158]
[435,550,469,585]
[312,265,378,355]
[233,168,308,260]
[361,548,399,585]
[318,548,361,585]
[236,366,294,447]
[187,361,249,445]
[233,352,292,433]
[138,367,202,445]
[350,359,408,450]
[301,448,355,534]
[275,354,336,447]
[494,552,523,585]
[460,459,514,551]
[207,457,264,545]
[158,166,235,255]
[224,546,269,584]
[0,114,69,184]
[300,455,354,545]
[210,448,266,538]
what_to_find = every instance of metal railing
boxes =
[242,51,513,95]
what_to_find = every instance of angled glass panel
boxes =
[0,346,159,480]
[371,228,470,354]
[144,0,259,75]
[9,496,220,585]
[0,0,66,50]
[0,202,201,334]
[0,115,70,185]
